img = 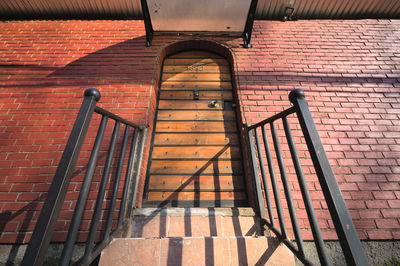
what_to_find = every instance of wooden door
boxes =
[143,51,248,207]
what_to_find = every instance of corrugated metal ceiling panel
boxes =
[0,0,398,19]
[254,0,400,19]
[0,0,143,19]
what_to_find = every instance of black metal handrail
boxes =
[247,89,368,265]
[21,88,147,266]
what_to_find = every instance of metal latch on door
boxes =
[193,90,199,100]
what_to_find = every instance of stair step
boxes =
[99,237,294,266]
[133,207,257,217]
[142,199,250,208]
[129,208,263,238]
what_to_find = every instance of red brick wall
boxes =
[0,20,157,243]
[0,19,399,243]
[236,20,400,240]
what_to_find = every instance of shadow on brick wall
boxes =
[0,35,156,261]
[0,194,46,265]
[235,70,399,92]
[0,36,155,89]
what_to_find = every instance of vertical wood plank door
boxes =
[143,50,248,207]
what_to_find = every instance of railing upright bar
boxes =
[21,88,101,266]
[283,116,330,265]
[247,129,267,219]
[289,89,368,265]
[60,115,108,266]
[270,121,304,255]
[265,225,314,266]
[261,125,287,238]
[84,226,124,265]
[82,120,121,265]
[254,128,275,225]
[118,128,138,226]
[103,125,130,240]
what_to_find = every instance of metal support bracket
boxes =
[141,0,154,47]
[242,0,258,48]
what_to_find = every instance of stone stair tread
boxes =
[133,207,257,217]
[130,208,263,238]
[99,237,295,266]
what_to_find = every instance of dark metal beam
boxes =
[242,0,258,48]
[140,0,154,47]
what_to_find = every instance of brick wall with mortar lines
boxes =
[233,20,400,241]
[0,19,399,243]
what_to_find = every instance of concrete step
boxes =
[129,207,264,238]
[99,237,294,266]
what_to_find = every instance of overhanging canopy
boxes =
[141,0,258,47]
[147,0,252,32]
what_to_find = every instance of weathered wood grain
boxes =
[153,133,240,145]
[151,146,241,159]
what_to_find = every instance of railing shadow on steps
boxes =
[21,88,148,266]
[246,89,368,266]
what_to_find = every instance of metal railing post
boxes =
[247,128,267,219]
[289,89,368,266]
[21,88,101,266]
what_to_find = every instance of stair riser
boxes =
[131,215,262,238]
[100,237,295,266]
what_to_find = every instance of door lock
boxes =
[209,100,220,108]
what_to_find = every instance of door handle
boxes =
[209,100,220,108]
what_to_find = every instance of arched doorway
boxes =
[143,50,248,207]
